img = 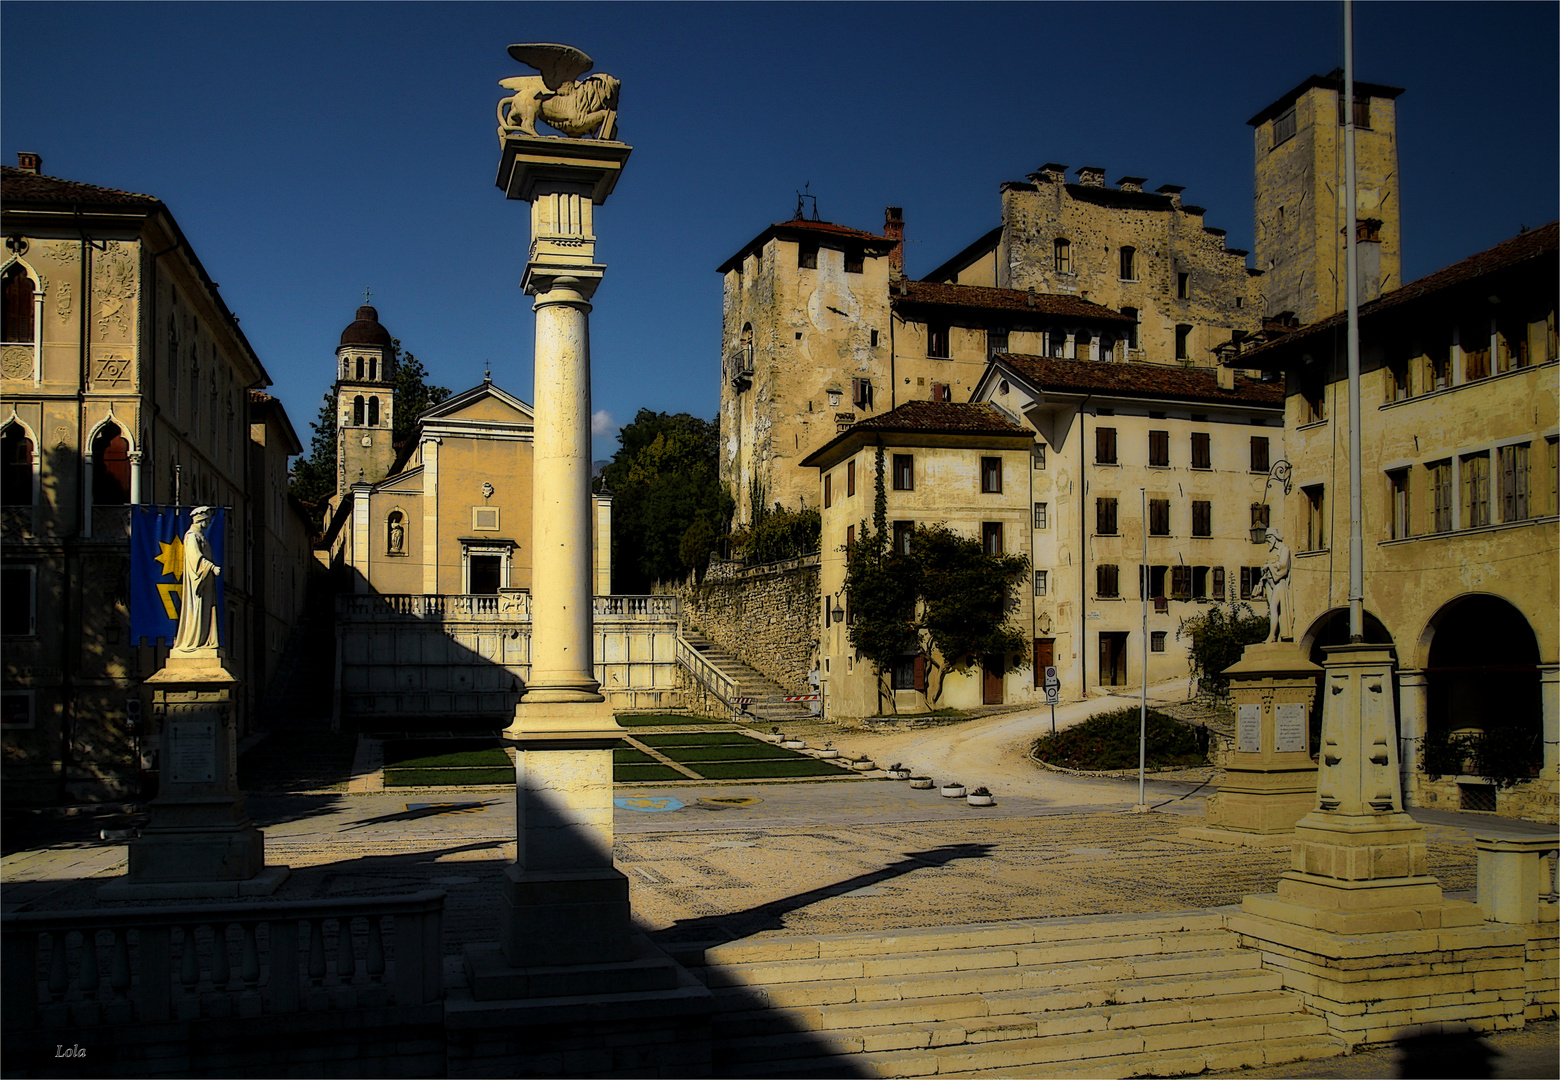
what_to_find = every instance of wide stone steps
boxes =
[684,911,1347,1079]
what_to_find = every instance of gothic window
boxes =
[1,424,33,506]
[353,395,366,426]
[368,396,380,427]
[2,263,34,343]
[91,422,131,505]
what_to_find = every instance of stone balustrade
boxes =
[2,890,445,1031]
[1476,834,1560,925]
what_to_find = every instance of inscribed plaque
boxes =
[1274,702,1308,753]
[1236,703,1262,754]
[167,720,216,783]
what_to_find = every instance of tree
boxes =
[596,410,733,592]
[844,446,1030,711]
[287,339,450,533]
[1175,601,1270,700]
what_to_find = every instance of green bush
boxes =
[1176,602,1270,700]
[1031,707,1206,771]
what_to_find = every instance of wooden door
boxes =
[982,655,1004,705]
[1033,638,1054,686]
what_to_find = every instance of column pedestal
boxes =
[99,652,287,900]
[1227,644,1526,1046]
[1182,642,1319,847]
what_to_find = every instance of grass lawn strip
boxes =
[634,731,753,747]
[385,767,513,787]
[659,743,810,763]
[616,713,728,728]
[617,736,702,780]
[384,739,509,768]
[694,759,855,779]
[613,747,658,764]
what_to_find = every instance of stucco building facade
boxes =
[0,159,310,803]
[1239,222,1558,824]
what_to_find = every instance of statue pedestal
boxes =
[1181,642,1320,847]
[99,652,287,900]
[1226,645,1525,1046]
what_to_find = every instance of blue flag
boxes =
[130,506,226,646]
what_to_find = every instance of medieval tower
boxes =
[333,304,397,495]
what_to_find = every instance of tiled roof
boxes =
[1,167,161,209]
[894,280,1134,323]
[1247,69,1406,128]
[717,218,896,273]
[801,401,1030,467]
[995,354,1284,407]
[1238,222,1559,365]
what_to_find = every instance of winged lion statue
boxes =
[497,43,620,142]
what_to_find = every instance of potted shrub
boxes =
[885,762,911,780]
[764,726,784,744]
[940,781,966,798]
[816,740,840,759]
[781,736,805,749]
[908,775,935,789]
[848,756,875,772]
[966,786,995,807]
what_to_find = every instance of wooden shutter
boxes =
[1096,427,1116,464]
[1212,566,1225,599]
[913,653,927,692]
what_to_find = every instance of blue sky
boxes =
[4,2,1555,461]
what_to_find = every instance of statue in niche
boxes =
[1259,527,1292,643]
[389,516,404,554]
[497,43,619,141]
[172,506,222,653]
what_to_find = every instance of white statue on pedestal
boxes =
[172,506,222,653]
[1261,527,1292,643]
[497,43,620,141]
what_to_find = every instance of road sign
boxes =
[1045,686,1060,706]
[1043,666,1059,688]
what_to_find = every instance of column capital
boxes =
[496,135,633,205]
[524,265,604,301]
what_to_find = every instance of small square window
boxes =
[1033,502,1048,530]
[982,522,1003,556]
[1034,569,1048,597]
[893,454,914,491]
[1034,444,1046,470]
[927,324,950,359]
[798,244,818,270]
[1151,631,1166,653]
[1096,563,1119,598]
[844,251,863,274]
[892,520,913,556]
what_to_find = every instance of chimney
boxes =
[1034,163,1068,184]
[1155,183,1185,208]
[15,152,40,174]
[1116,176,1147,192]
[1076,166,1106,188]
[1217,365,1236,391]
[884,206,905,278]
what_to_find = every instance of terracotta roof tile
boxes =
[1,166,160,208]
[717,218,895,273]
[1239,222,1559,365]
[995,354,1284,407]
[801,401,1030,467]
[895,280,1134,323]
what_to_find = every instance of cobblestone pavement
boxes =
[2,776,1491,963]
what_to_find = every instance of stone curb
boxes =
[1028,749,1218,783]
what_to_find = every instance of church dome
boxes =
[340,305,392,347]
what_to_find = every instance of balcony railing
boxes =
[337,593,678,622]
[2,890,444,1030]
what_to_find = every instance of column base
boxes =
[504,695,620,740]
[499,864,635,969]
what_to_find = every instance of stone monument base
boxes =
[98,865,289,901]
[465,931,682,1002]
[498,863,634,970]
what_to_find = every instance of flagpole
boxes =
[1344,0,1364,642]
[1138,486,1147,809]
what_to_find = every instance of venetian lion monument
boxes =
[497,42,620,141]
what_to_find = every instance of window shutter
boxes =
[1212,566,1226,598]
[913,654,927,692]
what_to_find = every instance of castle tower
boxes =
[1250,71,1403,325]
[333,304,396,494]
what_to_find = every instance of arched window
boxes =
[91,422,131,506]
[1,424,34,506]
[1119,246,1136,280]
[353,395,365,426]
[1053,238,1071,275]
[343,357,352,379]
[2,263,34,343]
[367,396,380,427]
[355,356,365,380]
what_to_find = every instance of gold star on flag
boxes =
[155,537,184,579]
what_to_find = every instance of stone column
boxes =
[466,131,670,996]
[1395,667,1429,808]
[1181,642,1319,846]
[1540,662,1559,780]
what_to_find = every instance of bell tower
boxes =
[333,304,397,495]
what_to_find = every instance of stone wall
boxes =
[1414,773,1558,826]
[679,556,820,693]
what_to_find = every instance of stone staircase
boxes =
[670,910,1347,1078]
[680,629,815,726]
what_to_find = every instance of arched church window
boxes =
[353,395,365,426]
[2,264,34,343]
[1,424,34,506]
[356,356,365,380]
[367,396,380,427]
[369,355,378,381]
[91,422,131,505]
